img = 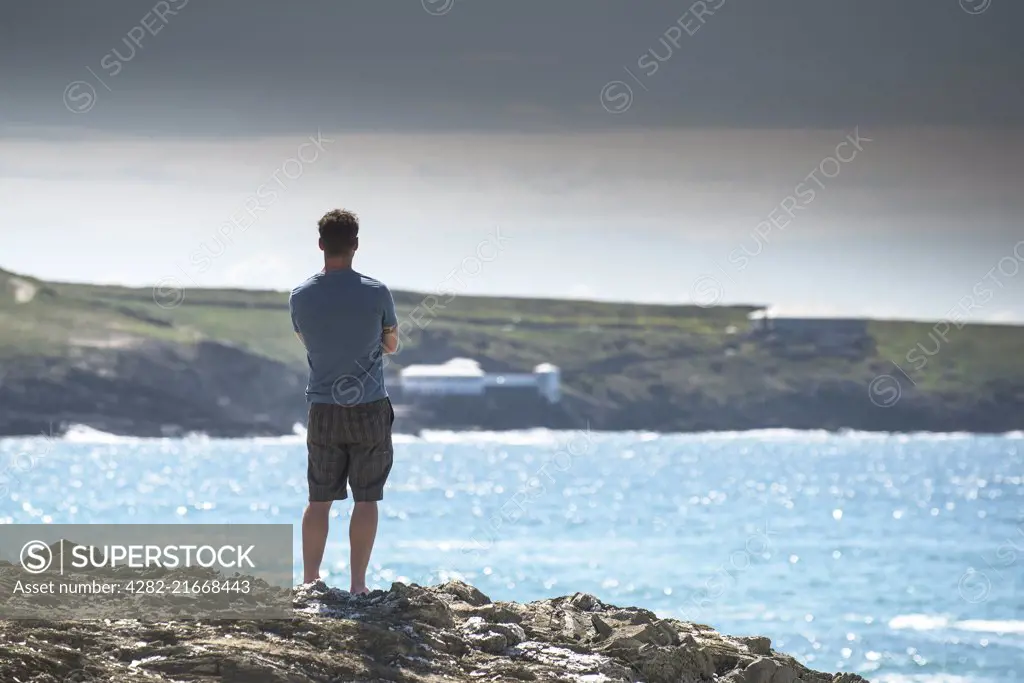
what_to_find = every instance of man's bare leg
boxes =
[349,501,379,594]
[302,501,333,583]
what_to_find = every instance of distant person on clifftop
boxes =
[288,209,399,594]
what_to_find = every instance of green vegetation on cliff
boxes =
[2,266,1023,433]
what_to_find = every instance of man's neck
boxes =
[323,258,353,273]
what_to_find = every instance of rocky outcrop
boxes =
[0,580,866,682]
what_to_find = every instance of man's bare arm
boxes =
[382,325,399,355]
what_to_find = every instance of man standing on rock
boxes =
[289,209,399,593]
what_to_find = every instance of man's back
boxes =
[296,208,398,593]
[289,269,397,405]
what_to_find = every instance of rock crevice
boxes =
[0,580,867,683]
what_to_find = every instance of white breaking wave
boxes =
[58,423,313,446]
[246,423,308,445]
[418,429,569,446]
[686,429,1023,441]
[62,424,141,444]
[1,425,1017,447]
[955,619,1024,635]
[399,426,985,446]
[874,675,973,683]
[888,614,1024,636]
[414,429,659,445]
[409,428,1023,444]
[888,614,952,631]
[687,429,838,441]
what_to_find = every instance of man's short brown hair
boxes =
[318,209,359,256]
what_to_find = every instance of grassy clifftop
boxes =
[2,266,1023,433]
[0,265,759,383]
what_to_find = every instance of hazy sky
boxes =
[1,0,1023,321]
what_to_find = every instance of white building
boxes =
[399,358,486,396]
[399,358,561,403]
[530,363,561,404]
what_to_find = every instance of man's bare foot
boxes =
[350,586,370,596]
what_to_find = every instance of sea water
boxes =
[1,427,1021,682]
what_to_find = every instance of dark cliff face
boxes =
[1,337,1022,438]
[581,379,1024,434]
[0,341,307,438]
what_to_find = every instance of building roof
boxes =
[401,358,559,378]
[401,358,485,378]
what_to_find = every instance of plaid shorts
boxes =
[306,398,395,502]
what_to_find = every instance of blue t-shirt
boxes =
[289,269,398,405]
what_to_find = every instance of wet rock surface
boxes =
[0,580,868,682]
